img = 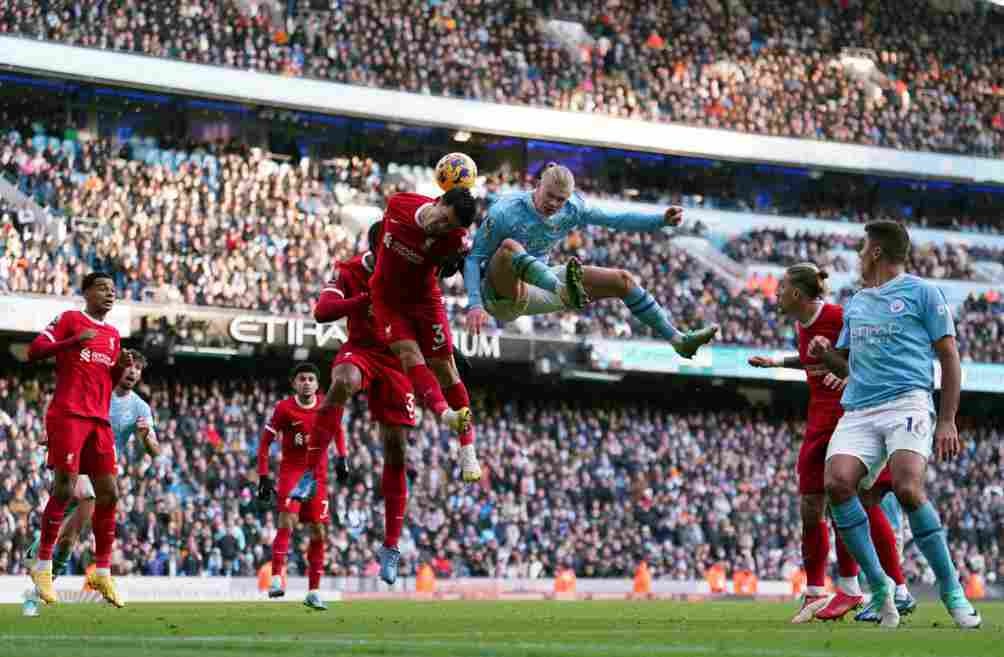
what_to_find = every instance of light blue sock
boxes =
[908,502,962,597]
[880,491,902,536]
[511,252,560,293]
[624,286,680,340]
[830,497,888,592]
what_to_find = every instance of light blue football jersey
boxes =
[109,390,154,460]
[463,191,666,307]
[837,274,955,411]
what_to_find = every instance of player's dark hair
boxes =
[81,271,113,292]
[127,349,148,369]
[786,263,828,299]
[290,362,320,381]
[367,220,384,251]
[864,220,910,264]
[441,187,477,229]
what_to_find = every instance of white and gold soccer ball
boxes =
[435,152,478,192]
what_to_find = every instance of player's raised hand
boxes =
[748,355,776,368]
[822,373,847,391]
[807,335,831,358]
[664,206,684,227]
[75,328,98,344]
[466,307,490,335]
[934,418,961,461]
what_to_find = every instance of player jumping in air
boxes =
[810,220,981,629]
[749,263,913,623]
[256,363,330,610]
[26,350,158,580]
[463,163,717,357]
[291,220,420,586]
[369,189,481,482]
[26,271,132,607]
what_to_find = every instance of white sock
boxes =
[805,585,826,597]
[33,560,52,573]
[95,567,110,577]
[896,583,909,597]
[839,576,862,596]
[308,589,319,596]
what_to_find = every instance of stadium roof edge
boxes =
[1,36,1002,184]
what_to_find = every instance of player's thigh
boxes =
[485,241,525,301]
[276,465,307,516]
[45,414,90,474]
[825,409,886,490]
[330,353,370,400]
[581,265,635,300]
[369,362,418,431]
[797,432,830,496]
[414,302,453,359]
[79,422,117,480]
[881,404,936,472]
[301,481,331,525]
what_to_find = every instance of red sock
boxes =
[308,537,324,591]
[382,463,407,548]
[92,501,117,569]
[868,504,905,586]
[307,405,343,469]
[834,527,860,578]
[801,520,829,588]
[37,494,70,561]
[406,364,448,416]
[443,381,475,447]
[272,527,291,575]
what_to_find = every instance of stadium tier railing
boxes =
[1,36,1001,183]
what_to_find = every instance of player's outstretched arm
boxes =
[581,198,682,233]
[932,336,962,460]
[314,278,369,323]
[748,355,804,369]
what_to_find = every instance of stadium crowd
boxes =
[0,371,1000,587]
[3,0,1003,156]
[724,228,1002,280]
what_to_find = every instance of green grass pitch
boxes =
[1,600,1001,657]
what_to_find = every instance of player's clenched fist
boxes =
[807,335,832,358]
[466,307,490,335]
[664,206,684,227]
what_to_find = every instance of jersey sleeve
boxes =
[45,312,76,342]
[464,203,509,308]
[919,282,956,342]
[577,194,666,233]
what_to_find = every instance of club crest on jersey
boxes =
[889,299,906,314]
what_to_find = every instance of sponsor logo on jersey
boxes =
[80,347,115,367]
[384,233,425,264]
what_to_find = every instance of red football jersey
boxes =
[370,192,466,305]
[334,253,381,347]
[797,303,845,430]
[258,395,320,475]
[42,310,121,422]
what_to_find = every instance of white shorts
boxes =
[825,390,936,489]
[74,474,96,500]
[482,264,569,321]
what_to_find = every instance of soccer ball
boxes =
[435,152,478,192]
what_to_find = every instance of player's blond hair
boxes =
[540,162,575,193]
[786,262,829,299]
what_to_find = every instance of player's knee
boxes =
[329,379,354,406]
[614,269,637,295]
[383,428,407,466]
[800,496,826,525]
[429,358,458,387]
[52,474,75,501]
[499,239,524,258]
[824,472,856,504]
[892,479,925,511]
[311,523,327,542]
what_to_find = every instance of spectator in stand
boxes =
[3,0,1002,155]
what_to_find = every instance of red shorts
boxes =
[333,345,417,427]
[372,297,453,358]
[45,413,117,477]
[276,462,330,523]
